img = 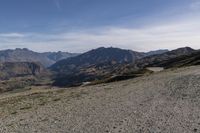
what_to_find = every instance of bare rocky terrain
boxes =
[0,66,200,133]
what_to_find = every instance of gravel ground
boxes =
[0,66,200,133]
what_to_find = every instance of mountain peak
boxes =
[171,47,195,54]
[175,46,194,51]
[15,48,31,51]
[50,47,145,73]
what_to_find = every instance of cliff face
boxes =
[0,62,45,80]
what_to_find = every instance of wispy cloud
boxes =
[0,33,25,38]
[53,0,61,10]
[0,18,200,52]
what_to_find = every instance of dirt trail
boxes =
[0,66,200,133]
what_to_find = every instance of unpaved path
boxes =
[0,66,200,133]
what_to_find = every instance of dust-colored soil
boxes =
[0,66,200,133]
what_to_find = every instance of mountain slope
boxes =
[50,47,168,86]
[51,47,198,87]
[0,61,50,93]
[114,47,198,77]
[50,47,147,86]
[148,50,200,68]
[135,47,196,68]
[0,48,78,67]
[50,47,145,73]
[0,62,45,80]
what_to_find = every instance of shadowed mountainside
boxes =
[146,49,200,68]
[114,47,198,74]
[50,47,198,87]
[50,47,146,73]
[0,62,46,80]
[0,62,49,93]
[1,46,197,88]
[50,47,169,86]
[135,47,196,68]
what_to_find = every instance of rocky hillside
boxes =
[50,47,168,86]
[115,47,198,75]
[50,47,199,87]
[0,62,45,80]
[135,47,196,68]
[148,50,200,68]
[50,47,168,72]
[50,47,146,73]
[0,48,78,67]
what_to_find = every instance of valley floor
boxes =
[0,66,200,133]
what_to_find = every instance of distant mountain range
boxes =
[146,48,200,68]
[50,47,168,72]
[50,47,169,86]
[142,49,169,57]
[115,47,197,75]
[134,47,196,68]
[0,48,79,67]
[50,47,144,73]
[0,46,199,88]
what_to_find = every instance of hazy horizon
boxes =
[0,45,196,53]
[0,0,200,52]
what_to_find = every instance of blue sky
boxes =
[0,0,200,52]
